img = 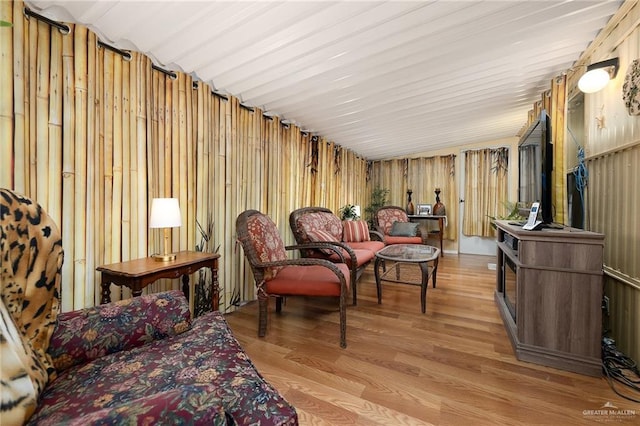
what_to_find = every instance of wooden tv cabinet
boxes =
[494,220,604,376]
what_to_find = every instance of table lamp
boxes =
[149,197,182,261]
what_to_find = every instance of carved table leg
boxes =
[182,274,190,300]
[211,266,219,311]
[101,279,111,304]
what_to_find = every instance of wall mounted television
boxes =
[518,110,553,224]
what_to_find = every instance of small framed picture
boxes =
[417,204,432,216]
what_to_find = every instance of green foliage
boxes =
[364,186,389,228]
[339,204,359,220]
[194,215,222,317]
[488,201,524,229]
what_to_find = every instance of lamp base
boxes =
[152,253,177,262]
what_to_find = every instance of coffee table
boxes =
[374,244,440,313]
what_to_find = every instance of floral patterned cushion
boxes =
[246,213,287,280]
[30,294,297,425]
[295,211,343,241]
[377,208,410,235]
[49,290,192,372]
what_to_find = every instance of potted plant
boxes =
[194,214,243,316]
[364,186,389,228]
[339,204,360,221]
[488,201,524,229]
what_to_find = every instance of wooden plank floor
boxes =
[224,254,633,425]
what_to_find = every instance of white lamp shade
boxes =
[149,198,182,228]
[578,68,610,93]
[353,205,361,218]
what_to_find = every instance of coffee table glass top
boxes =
[376,244,440,262]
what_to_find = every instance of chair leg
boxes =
[258,293,268,337]
[339,292,347,349]
[351,269,357,305]
[275,296,283,312]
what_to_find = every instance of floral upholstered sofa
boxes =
[31,291,297,425]
[0,188,297,425]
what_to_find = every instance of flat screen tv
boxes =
[518,110,553,224]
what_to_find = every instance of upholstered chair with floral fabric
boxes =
[236,209,351,348]
[374,205,423,245]
[288,206,384,305]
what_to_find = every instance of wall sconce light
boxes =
[149,198,182,261]
[578,58,619,93]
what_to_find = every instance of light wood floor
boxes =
[224,254,632,425]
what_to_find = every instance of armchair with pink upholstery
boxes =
[288,207,384,305]
[374,206,423,245]
[236,209,351,348]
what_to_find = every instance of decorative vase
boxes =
[406,190,415,215]
[433,188,446,216]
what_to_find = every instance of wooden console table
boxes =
[494,220,604,376]
[408,215,446,256]
[97,251,220,311]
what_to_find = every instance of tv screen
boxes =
[518,110,553,224]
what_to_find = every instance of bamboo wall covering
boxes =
[0,0,370,312]
[367,156,457,241]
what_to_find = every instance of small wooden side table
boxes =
[97,251,220,311]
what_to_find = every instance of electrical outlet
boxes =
[602,296,610,316]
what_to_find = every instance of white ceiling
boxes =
[26,0,622,160]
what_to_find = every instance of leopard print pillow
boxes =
[0,188,64,423]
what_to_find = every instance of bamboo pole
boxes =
[48,25,62,224]
[35,21,50,204]
[96,45,107,299]
[9,2,24,191]
[185,75,195,253]
[73,25,88,311]
[147,67,160,258]
[60,23,75,312]
[102,49,114,279]
[84,31,97,307]
[13,1,29,193]
[178,74,188,253]
[0,1,13,188]
[121,53,130,263]
[131,53,145,266]
[195,82,205,242]
[230,99,238,309]
[139,54,150,259]
[111,53,123,266]
[162,74,170,200]
[27,16,37,196]
[213,95,223,307]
